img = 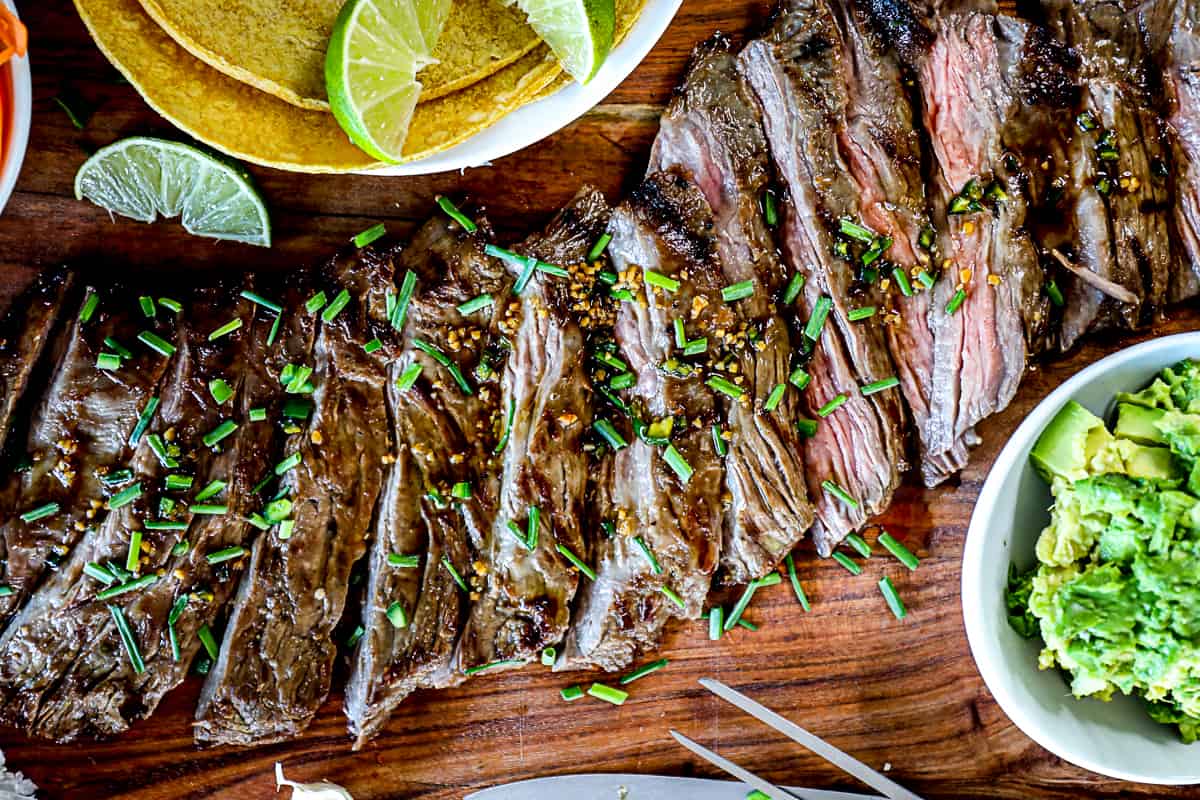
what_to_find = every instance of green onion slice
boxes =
[816,394,846,417]
[436,196,477,232]
[587,683,628,705]
[879,576,908,619]
[619,658,668,685]
[643,269,680,293]
[352,222,387,248]
[412,338,472,394]
[321,289,352,322]
[879,531,919,570]
[764,383,786,412]
[587,233,613,261]
[822,479,859,509]
[832,551,862,575]
[785,553,811,612]
[721,280,755,303]
[208,318,243,341]
[804,296,832,340]
[861,376,899,396]
[138,330,176,357]
[109,604,145,674]
[240,290,282,314]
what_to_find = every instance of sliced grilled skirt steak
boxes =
[456,190,607,675]
[0,286,178,627]
[739,0,907,554]
[345,213,514,746]
[0,283,274,740]
[195,250,395,746]
[650,37,814,583]
[559,171,724,671]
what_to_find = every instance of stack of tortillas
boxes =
[73,0,644,173]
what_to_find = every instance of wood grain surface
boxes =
[1,2,1199,798]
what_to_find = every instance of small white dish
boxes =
[0,0,29,215]
[962,331,1200,785]
[370,0,683,176]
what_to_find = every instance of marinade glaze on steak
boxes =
[455,190,607,674]
[739,0,907,555]
[345,214,514,746]
[650,37,815,583]
[0,284,271,740]
[560,171,724,672]
[0,287,178,627]
[195,250,395,746]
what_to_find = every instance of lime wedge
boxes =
[326,0,451,163]
[74,137,271,247]
[515,0,615,83]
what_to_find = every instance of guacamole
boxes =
[1008,358,1200,743]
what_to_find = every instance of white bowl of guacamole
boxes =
[963,331,1200,785]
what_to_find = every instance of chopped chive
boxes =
[208,318,243,341]
[838,218,876,243]
[845,533,871,558]
[513,254,539,295]
[816,394,847,417]
[396,362,423,391]
[709,606,724,640]
[879,531,919,570]
[556,543,596,580]
[442,556,468,591]
[321,289,351,323]
[189,504,228,515]
[738,619,760,632]
[610,288,635,302]
[279,520,296,541]
[674,317,687,348]
[159,496,177,516]
[632,536,663,574]
[79,291,100,323]
[804,296,833,340]
[170,540,189,556]
[109,604,145,674]
[764,383,786,412]
[352,222,387,248]
[139,295,156,318]
[541,647,556,666]
[594,419,627,451]
[537,261,570,278]
[619,658,668,685]
[705,375,744,399]
[412,338,472,394]
[85,562,116,585]
[240,290,283,314]
[660,585,686,609]
[247,514,270,531]
[609,372,635,390]
[879,576,907,619]
[107,482,143,510]
[95,574,156,601]
[264,498,293,523]
[848,306,876,321]
[588,683,629,705]
[712,424,728,457]
[789,367,811,390]
[779,275,802,310]
[892,267,913,297]
[762,189,779,226]
[146,434,177,469]
[208,379,234,405]
[451,481,472,500]
[683,338,708,356]
[494,398,516,454]
[103,337,132,358]
[916,270,936,290]
[193,479,226,502]
[527,506,541,550]
[1045,279,1065,307]
[663,445,693,484]
[266,314,283,347]
[725,582,759,631]
[202,420,238,448]
[861,376,899,395]
[505,520,527,548]
[832,551,862,575]
[861,237,892,267]
[785,553,810,612]
[456,294,493,315]
[721,280,755,303]
[561,684,585,701]
[143,521,188,531]
[100,469,134,488]
[822,479,858,509]
[19,501,60,523]
[587,233,613,261]
[249,407,267,422]
[158,297,183,313]
[346,625,365,648]
[0,586,13,597]
[274,452,302,476]
[305,291,327,314]
[597,270,617,285]
[205,546,245,565]
[389,553,420,568]
[756,572,782,588]
[392,270,417,330]
[464,659,524,676]
[945,289,966,315]
[165,474,193,491]
[138,331,175,357]
[643,269,680,293]
[386,601,409,628]
[436,196,477,232]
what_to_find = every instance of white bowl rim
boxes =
[962,330,1200,785]
[364,0,684,176]
[0,0,29,215]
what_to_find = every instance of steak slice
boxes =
[0,283,271,740]
[456,190,607,674]
[345,214,513,746]
[650,37,814,583]
[0,270,74,457]
[738,0,907,555]
[0,287,179,627]
[195,250,395,746]
[559,171,724,672]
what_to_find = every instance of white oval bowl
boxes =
[962,331,1200,785]
[368,0,683,176]
[0,0,29,214]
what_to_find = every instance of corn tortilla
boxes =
[74,0,564,172]
[136,0,542,112]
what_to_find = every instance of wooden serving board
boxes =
[2,2,1199,798]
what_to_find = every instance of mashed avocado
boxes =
[1009,358,1200,743]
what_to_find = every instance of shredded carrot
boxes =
[0,5,27,65]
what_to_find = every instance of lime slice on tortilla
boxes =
[326,0,451,163]
[74,137,271,247]
[516,0,615,83]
